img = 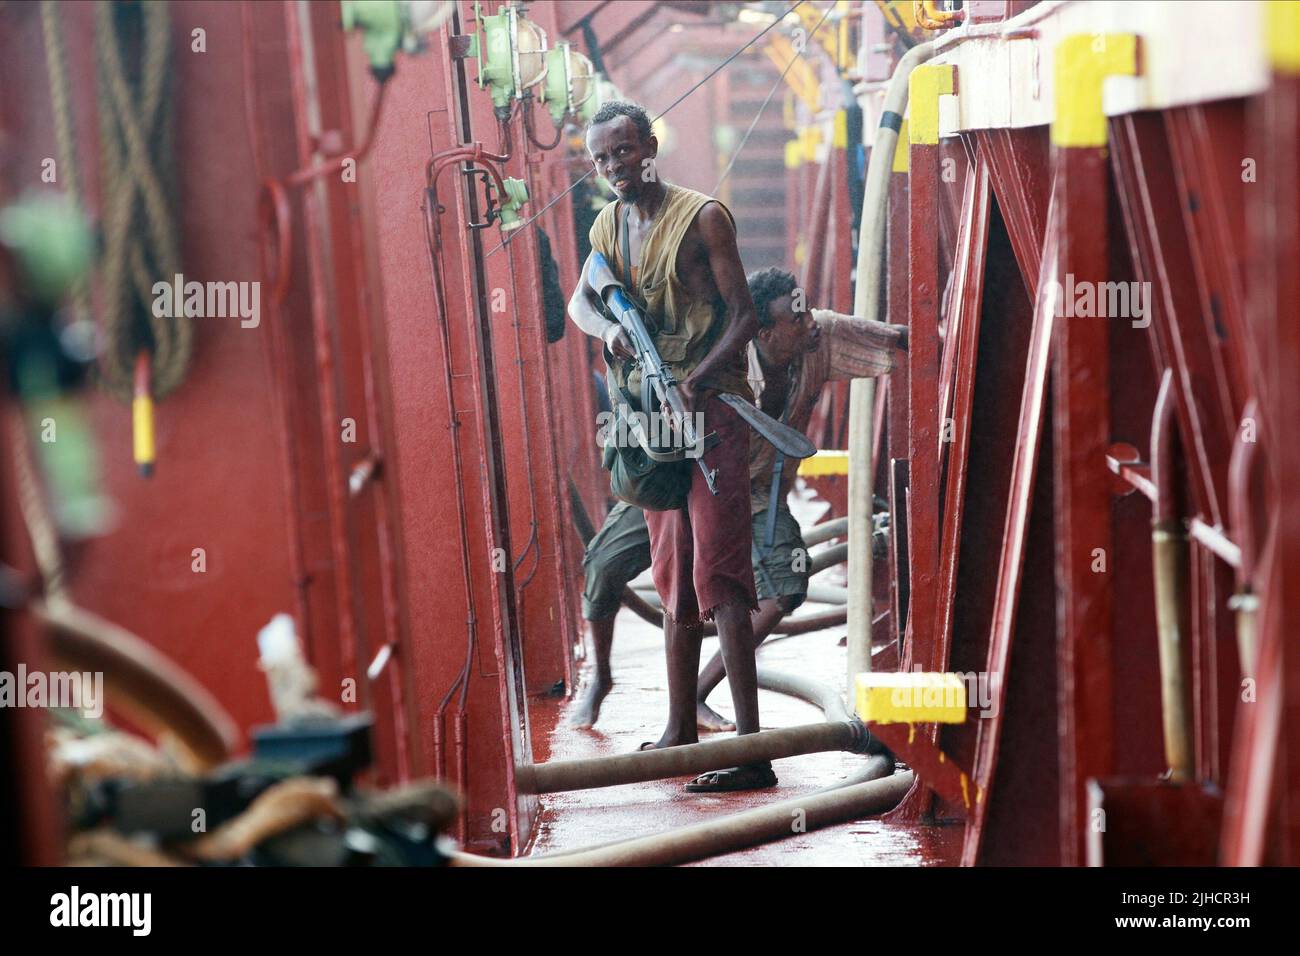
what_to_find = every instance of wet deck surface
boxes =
[527,567,962,866]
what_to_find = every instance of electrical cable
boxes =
[713,1,834,194]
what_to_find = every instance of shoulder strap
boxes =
[762,400,792,550]
[620,202,633,291]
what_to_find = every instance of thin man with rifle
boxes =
[572,268,907,733]
[567,101,773,791]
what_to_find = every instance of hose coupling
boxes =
[846,717,895,758]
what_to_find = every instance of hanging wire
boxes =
[714,2,834,194]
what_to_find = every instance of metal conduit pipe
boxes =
[809,542,848,574]
[452,761,911,867]
[846,40,936,691]
[525,756,893,862]
[1228,398,1261,677]
[517,722,865,793]
[807,583,849,605]
[1150,372,1195,781]
[764,607,847,634]
[622,587,846,634]
[631,541,845,581]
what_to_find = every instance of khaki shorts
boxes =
[750,504,809,612]
[581,501,651,621]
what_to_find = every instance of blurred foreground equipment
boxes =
[51,615,457,866]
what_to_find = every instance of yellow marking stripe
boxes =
[133,395,156,465]
[892,118,910,172]
[1267,1,1300,74]
[802,125,823,162]
[798,449,849,476]
[908,63,955,146]
[1051,33,1138,148]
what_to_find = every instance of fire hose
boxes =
[454,670,905,866]
[453,761,911,867]
[516,668,883,795]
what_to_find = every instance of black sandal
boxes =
[684,761,778,793]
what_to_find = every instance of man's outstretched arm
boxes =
[568,251,633,358]
[814,309,908,382]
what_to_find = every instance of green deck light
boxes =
[469,2,549,114]
[579,73,623,123]
[541,42,596,123]
[341,0,404,79]
[341,1,455,79]
[0,193,94,306]
[494,177,530,232]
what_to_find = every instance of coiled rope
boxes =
[91,0,190,401]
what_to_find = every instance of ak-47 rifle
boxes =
[587,251,720,493]
[586,251,818,497]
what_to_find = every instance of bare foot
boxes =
[569,678,612,729]
[696,700,737,733]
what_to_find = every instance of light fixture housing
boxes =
[340,0,455,78]
[471,1,549,110]
[579,74,624,123]
[494,177,530,232]
[541,42,596,123]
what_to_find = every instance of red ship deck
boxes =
[529,594,961,866]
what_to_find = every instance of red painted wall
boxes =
[0,0,611,855]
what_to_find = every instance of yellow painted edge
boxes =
[908,63,955,146]
[785,139,802,169]
[764,37,821,114]
[837,1,851,70]
[1267,0,1300,73]
[1051,33,1138,148]
[801,125,823,163]
[892,118,910,172]
[798,449,848,476]
[833,110,848,149]
[855,673,968,724]
[133,395,156,465]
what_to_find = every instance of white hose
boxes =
[847,41,937,689]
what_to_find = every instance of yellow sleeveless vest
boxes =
[588,181,753,403]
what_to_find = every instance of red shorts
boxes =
[644,393,758,625]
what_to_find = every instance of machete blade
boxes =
[716,393,817,460]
